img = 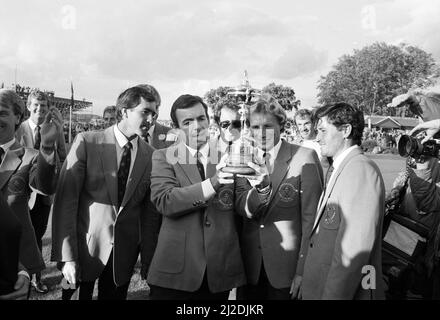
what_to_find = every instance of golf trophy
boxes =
[221,71,261,175]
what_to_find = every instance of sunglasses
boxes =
[219,120,247,129]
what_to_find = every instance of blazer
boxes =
[235,140,323,289]
[0,140,57,274]
[301,146,385,300]
[147,143,246,293]
[51,126,159,286]
[0,193,21,295]
[16,119,67,207]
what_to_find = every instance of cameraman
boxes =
[386,128,440,299]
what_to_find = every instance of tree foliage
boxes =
[317,42,440,115]
[262,83,301,111]
[204,83,300,118]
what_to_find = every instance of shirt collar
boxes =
[186,142,209,159]
[28,118,38,132]
[332,145,357,171]
[257,139,282,161]
[113,124,139,149]
[0,138,16,153]
[148,124,155,137]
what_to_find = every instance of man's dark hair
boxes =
[103,105,116,117]
[116,86,156,120]
[170,94,209,128]
[213,100,241,124]
[135,84,161,108]
[315,102,364,146]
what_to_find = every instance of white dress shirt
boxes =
[186,142,217,200]
[27,118,39,145]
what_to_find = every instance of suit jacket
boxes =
[0,141,57,274]
[16,119,67,207]
[51,126,159,286]
[0,193,21,295]
[150,123,173,150]
[147,143,246,293]
[235,141,323,289]
[301,146,385,300]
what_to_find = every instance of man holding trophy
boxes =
[231,94,323,300]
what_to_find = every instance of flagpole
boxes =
[69,81,74,144]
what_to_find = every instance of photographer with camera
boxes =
[384,126,440,299]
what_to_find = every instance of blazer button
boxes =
[260,225,264,229]
[205,220,211,227]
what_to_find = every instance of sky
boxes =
[1,0,440,119]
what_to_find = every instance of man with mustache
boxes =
[51,86,159,300]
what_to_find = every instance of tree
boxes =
[204,83,300,118]
[262,83,301,111]
[317,42,440,116]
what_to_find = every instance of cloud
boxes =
[363,0,440,60]
[270,43,328,79]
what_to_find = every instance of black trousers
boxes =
[62,251,130,300]
[149,272,230,300]
[29,194,51,254]
[237,262,290,300]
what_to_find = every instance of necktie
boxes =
[196,152,205,181]
[144,132,151,145]
[0,147,4,164]
[263,152,272,173]
[34,125,41,149]
[117,141,132,207]
[324,165,334,190]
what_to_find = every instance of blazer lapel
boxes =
[100,127,118,211]
[176,146,203,185]
[0,142,24,191]
[268,141,291,202]
[311,147,363,234]
[120,139,149,210]
[24,121,34,147]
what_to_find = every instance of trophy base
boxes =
[221,166,256,175]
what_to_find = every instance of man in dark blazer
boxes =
[234,96,323,300]
[15,89,67,293]
[51,87,159,300]
[147,94,246,300]
[301,103,385,300]
[0,89,60,281]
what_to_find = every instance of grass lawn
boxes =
[30,153,406,300]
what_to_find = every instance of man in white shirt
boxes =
[51,86,159,300]
[294,108,331,170]
[234,96,323,300]
[0,89,60,299]
[15,90,67,293]
[147,94,246,300]
[301,102,385,300]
